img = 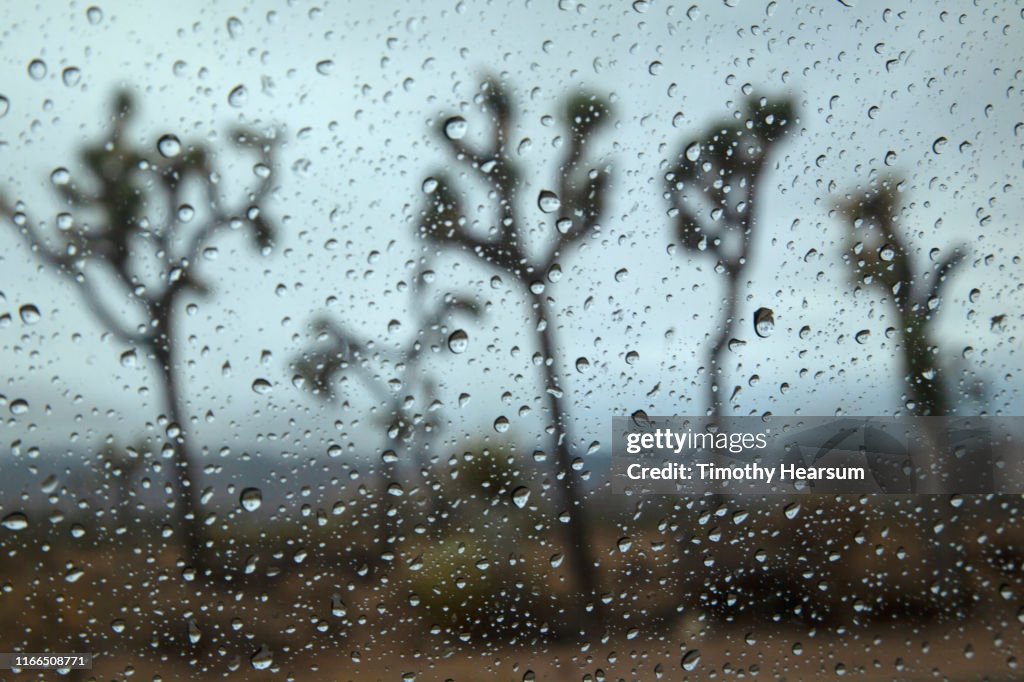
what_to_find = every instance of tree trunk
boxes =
[902,316,948,417]
[529,291,599,630]
[706,272,741,420]
[153,310,205,572]
[376,417,403,563]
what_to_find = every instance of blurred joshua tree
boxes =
[834,176,971,599]
[0,90,277,571]
[664,94,796,419]
[833,174,966,416]
[417,76,612,613]
[293,281,479,554]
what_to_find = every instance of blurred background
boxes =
[0,0,1022,679]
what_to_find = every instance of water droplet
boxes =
[681,649,701,671]
[315,60,334,75]
[387,482,405,497]
[50,167,71,186]
[537,190,561,214]
[86,6,103,24]
[493,416,510,433]
[447,329,469,354]
[753,307,775,338]
[575,357,590,373]
[511,486,531,508]
[120,349,138,367]
[226,16,243,38]
[422,177,438,194]
[932,136,948,154]
[228,84,248,108]
[0,95,9,118]
[18,304,40,324]
[239,487,262,512]
[617,537,632,552]
[855,329,871,344]
[157,134,181,158]
[878,243,896,262]
[250,646,273,670]
[9,399,29,415]
[784,502,801,519]
[443,116,468,140]
[614,268,629,282]
[27,59,47,80]
[62,67,81,87]
[186,618,202,644]
[685,141,701,161]
[2,512,28,531]
[251,378,272,395]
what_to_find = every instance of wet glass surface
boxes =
[1,2,1022,679]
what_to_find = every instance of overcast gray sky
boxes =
[1,0,1021,461]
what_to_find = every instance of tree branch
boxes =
[440,133,521,256]
[3,202,151,345]
[74,272,153,345]
[924,246,967,310]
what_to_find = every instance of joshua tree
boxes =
[417,76,612,613]
[834,175,972,601]
[1,90,277,570]
[664,94,796,419]
[293,285,479,553]
[833,174,966,416]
